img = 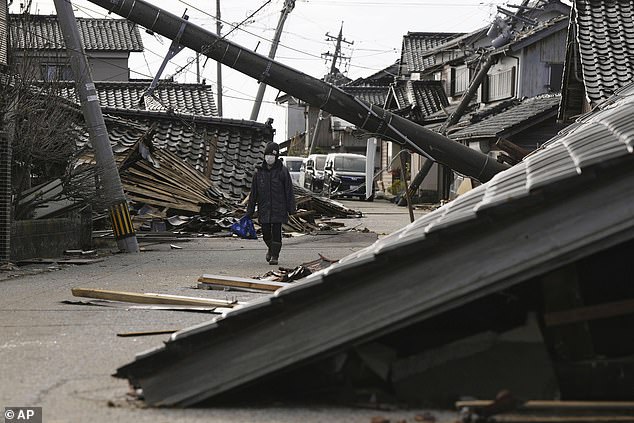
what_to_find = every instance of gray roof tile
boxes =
[58,81,218,117]
[448,94,561,140]
[77,111,272,198]
[574,0,634,103]
[400,32,464,74]
[10,14,143,51]
[340,85,389,106]
[387,80,449,121]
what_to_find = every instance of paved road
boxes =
[0,199,453,423]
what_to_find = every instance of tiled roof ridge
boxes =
[470,98,521,123]
[404,31,465,37]
[103,108,274,130]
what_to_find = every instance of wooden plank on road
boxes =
[198,274,290,292]
[71,288,236,307]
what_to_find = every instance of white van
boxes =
[280,156,305,186]
[302,154,327,192]
[323,153,372,200]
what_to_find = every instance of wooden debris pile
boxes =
[120,147,234,215]
[78,136,364,236]
[197,254,338,293]
[294,185,363,219]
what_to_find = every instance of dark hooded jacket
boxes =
[246,158,296,224]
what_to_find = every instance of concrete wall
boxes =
[10,212,92,261]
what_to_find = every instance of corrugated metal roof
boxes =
[10,14,143,52]
[400,32,464,74]
[448,94,561,140]
[112,81,634,406]
[573,0,634,104]
[57,81,218,117]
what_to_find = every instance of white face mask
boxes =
[264,155,276,165]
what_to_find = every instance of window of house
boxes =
[450,65,470,96]
[485,67,515,102]
[548,63,564,92]
[41,64,73,81]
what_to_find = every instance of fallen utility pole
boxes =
[54,0,139,253]
[86,0,509,182]
[250,0,295,121]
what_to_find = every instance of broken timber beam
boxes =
[198,274,289,292]
[456,400,634,411]
[71,288,236,307]
[543,298,634,327]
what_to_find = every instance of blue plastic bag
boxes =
[230,215,258,239]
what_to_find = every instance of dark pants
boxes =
[261,223,282,244]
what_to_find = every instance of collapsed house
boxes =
[113,82,634,406]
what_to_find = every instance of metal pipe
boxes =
[86,0,509,182]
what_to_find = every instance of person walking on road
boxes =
[246,142,296,265]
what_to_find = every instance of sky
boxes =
[11,0,511,141]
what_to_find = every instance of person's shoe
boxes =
[265,240,272,263]
[269,241,282,266]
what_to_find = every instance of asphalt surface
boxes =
[0,199,455,423]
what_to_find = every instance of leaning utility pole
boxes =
[322,22,353,81]
[216,0,223,116]
[250,0,295,121]
[308,22,352,154]
[53,0,139,253]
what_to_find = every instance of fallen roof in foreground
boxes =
[115,83,634,406]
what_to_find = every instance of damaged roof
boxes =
[57,81,218,117]
[346,62,399,87]
[114,81,634,406]
[447,94,561,140]
[496,15,569,53]
[9,14,143,52]
[400,32,464,75]
[386,79,449,121]
[571,0,634,104]
[79,110,272,198]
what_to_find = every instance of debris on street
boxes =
[198,274,290,292]
[457,396,634,423]
[70,287,239,307]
